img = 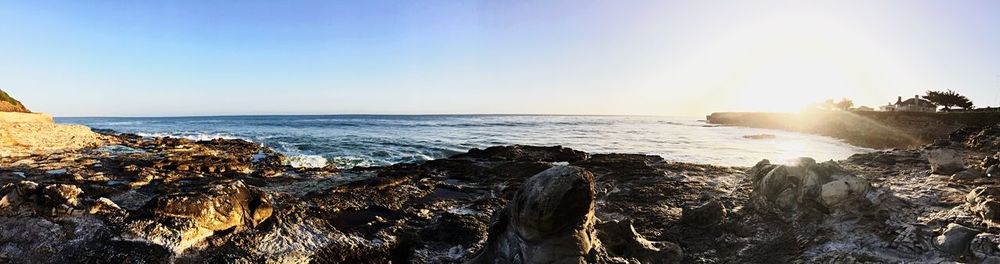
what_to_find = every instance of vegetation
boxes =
[813,98,854,111]
[0,89,22,106]
[923,90,973,111]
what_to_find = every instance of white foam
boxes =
[285,154,328,168]
[136,132,245,141]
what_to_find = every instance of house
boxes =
[855,106,875,112]
[879,95,936,112]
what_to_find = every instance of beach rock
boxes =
[967,187,1000,228]
[928,148,965,175]
[470,166,602,263]
[748,158,871,216]
[142,180,273,231]
[0,181,40,216]
[988,165,1000,178]
[951,169,983,180]
[971,233,1000,261]
[113,180,274,254]
[935,223,979,255]
[596,220,683,263]
[452,145,590,162]
[681,199,727,228]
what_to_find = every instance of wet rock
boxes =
[935,223,979,255]
[748,158,871,216]
[928,148,965,175]
[452,145,590,162]
[596,220,683,263]
[681,199,726,228]
[988,165,1000,178]
[470,166,603,263]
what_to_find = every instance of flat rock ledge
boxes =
[0,112,109,157]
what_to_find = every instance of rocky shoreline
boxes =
[707,111,1000,149]
[3,126,1000,263]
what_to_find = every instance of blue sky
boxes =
[2,0,1000,116]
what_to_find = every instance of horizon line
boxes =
[52,113,704,119]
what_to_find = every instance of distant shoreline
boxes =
[707,111,1000,149]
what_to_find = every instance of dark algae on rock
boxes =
[6,126,1000,263]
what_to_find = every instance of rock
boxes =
[951,169,982,180]
[743,134,776,140]
[142,180,273,232]
[928,148,965,175]
[988,165,1000,178]
[748,158,871,216]
[967,187,1000,228]
[971,233,1000,261]
[982,155,999,170]
[0,181,40,216]
[87,197,123,215]
[1,181,87,216]
[452,145,590,162]
[681,199,727,228]
[596,220,683,263]
[935,223,979,255]
[470,166,603,263]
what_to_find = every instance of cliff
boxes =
[0,89,30,113]
[706,111,1000,149]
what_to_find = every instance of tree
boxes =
[834,98,854,111]
[923,90,974,111]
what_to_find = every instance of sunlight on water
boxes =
[59,115,873,168]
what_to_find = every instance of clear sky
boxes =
[2,0,999,117]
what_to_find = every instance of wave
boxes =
[285,154,329,168]
[135,132,247,142]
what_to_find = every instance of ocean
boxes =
[57,115,872,168]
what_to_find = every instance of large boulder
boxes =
[935,223,979,255]
[471,166,602,263]
[470,166,681,263]
[121,180,274,253]
[928,148,965,175]
[142,180,273,231]
[748,158,871,216]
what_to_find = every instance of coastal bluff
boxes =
[0,112,107,157]
[707,111,1000,149]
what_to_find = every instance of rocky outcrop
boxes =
[748,158,871,217]
[471,166,604,263]
[9,127,1000,263]
[928,148,965,175]
[0,113,109,157]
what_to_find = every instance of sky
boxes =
[2,0,1000,117]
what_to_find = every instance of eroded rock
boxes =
[935,223,979,255]
[471,166,602,263]
[748,158,871,216]
[928,148,965,175]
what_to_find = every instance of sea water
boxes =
[58,115,872,168]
